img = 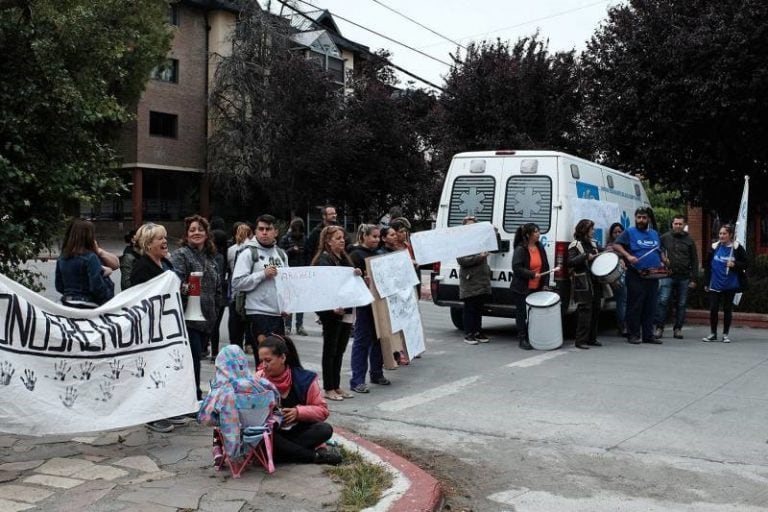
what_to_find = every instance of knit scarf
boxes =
[269,366,293,397]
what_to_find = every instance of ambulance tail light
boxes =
[554,241,568,279]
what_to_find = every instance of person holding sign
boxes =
[348,225,390,393]
[55,218,118,309]
[510,223,550,350]
[702,224,748,343]
[457,216,492,345]
[311,226,361,401]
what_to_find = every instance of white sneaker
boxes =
[702,333,717,342]
[463,335,479,345]
[722,334,731,343]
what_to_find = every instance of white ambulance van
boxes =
[429,150,650,330]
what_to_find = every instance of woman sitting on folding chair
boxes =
[257,335,342,465]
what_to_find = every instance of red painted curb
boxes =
[335,427,443,512]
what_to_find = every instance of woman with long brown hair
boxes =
[55,218,119,308]
[170,214,224,401]
[311,226,360,401]
[510,223,550,350]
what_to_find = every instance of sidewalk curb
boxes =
[336,428,443,512]
[420,285,768,329]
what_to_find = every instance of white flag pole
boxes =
[733,175,749,305]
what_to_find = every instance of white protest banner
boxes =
[386,288,425,357]
[0,271,198,436]
[275,266,373,313]
[410,221,498,266]
[570,198,621,233]
[368,250,419,299]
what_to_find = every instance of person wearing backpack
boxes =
[227,222,253,349]
[231,214,288,360]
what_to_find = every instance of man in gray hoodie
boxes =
[654,215,699,339]
[231,214,289,348]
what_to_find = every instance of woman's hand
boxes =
[353,268,362,276]
[102,266,113,277]
[281,407,298,424]
[333,307,344,315]
[726,260,735,268]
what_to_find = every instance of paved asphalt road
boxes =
[27,256,768,511]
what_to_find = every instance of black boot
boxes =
[518,337,533,350]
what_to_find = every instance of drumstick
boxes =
[538,266,561,277]
[635,247,661,262]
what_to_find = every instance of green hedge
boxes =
[688,254,768,313]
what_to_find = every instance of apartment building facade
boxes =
[91,1,368,233]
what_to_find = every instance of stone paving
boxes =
[0,422,341,512]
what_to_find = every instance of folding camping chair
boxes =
[214,386,280,477]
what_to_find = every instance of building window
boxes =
[150,59,179,83]
[168,4,180,26]
[149,111,178,138]
[327,56,344,85]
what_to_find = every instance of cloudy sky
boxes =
[266,0,621,90]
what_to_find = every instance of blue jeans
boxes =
[654,277,690,329]
[350,306,383,388]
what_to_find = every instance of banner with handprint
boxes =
[0,271,198,435]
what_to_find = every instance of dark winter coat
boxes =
[170,245,224,333]
[457,253,492,299]
[661,230,698,279]
[510,242,550,295]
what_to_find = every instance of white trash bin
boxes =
[525,291,563,350]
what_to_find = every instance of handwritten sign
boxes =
[387,289,425,357]
[570,198,620,233]
[275,266,373,313]
[368,250,419,299]
[410,221,498,265]
[0,272,198,436]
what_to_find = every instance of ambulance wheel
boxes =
[450,307,464,330]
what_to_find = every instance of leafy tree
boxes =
[207,3,342,219]
[435,33,583,170]
[581,0,768,214]
[0,0,171,288]
[324,52,440,224]
[208,9,438,224]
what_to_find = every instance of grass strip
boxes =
[325,445,394,512]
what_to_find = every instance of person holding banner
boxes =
[171,215,224,401]
[129,222,182,433]
[348,225,390,393]
[129,223,173,286]
[312,226,360,401]
[55,218,118,309]
[510,223,550,350]
[702,224,748,343]
[227,223,253,349]
[457,216,492,345]
[256,336,341,465]
[379,226,410,366]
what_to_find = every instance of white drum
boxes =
[591,252,622,285]
[525,291,562,350]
